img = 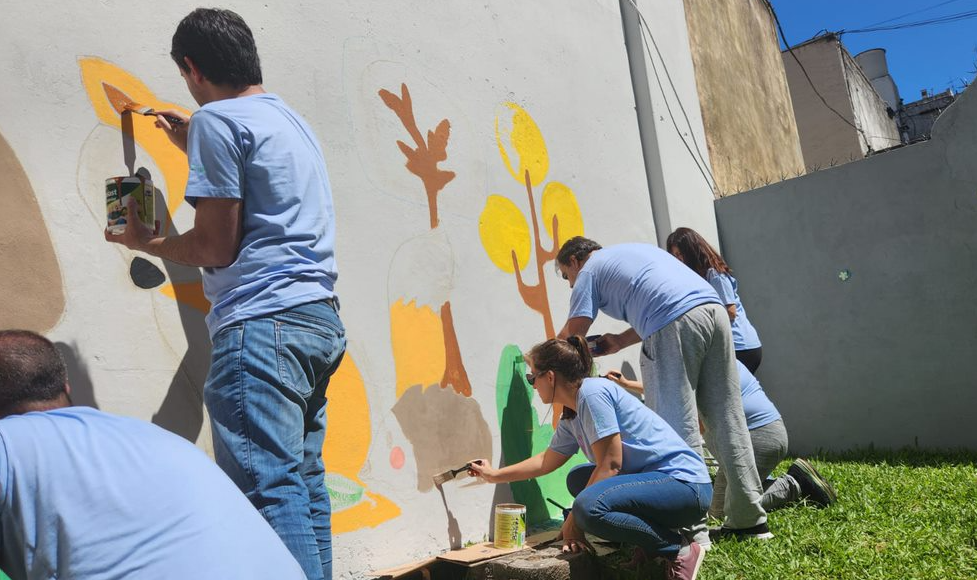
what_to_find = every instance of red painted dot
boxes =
[390,446,405,469]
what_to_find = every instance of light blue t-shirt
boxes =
[0,407,304,579]
[567,244,720,339]
[186,93,338,337]
[549,378,711,484]
[737,361,781,430]
[706,269,761,350]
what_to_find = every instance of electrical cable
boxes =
[844,9,977,34]
[764,1,874,148]
[856,0,970,29]
[624,0,718,194]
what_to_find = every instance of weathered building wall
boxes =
[783,36,864,168]
[0,0,717,576]
[684,0,805,195]
[715,85,977,455]
[841,50,901,154]
[784,35,901,169]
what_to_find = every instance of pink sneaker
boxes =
[663,541,705,580]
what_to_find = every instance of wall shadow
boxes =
[55,341,99,409]
[131,168,210,442]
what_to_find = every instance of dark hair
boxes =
[171,8,263,89]
[0,330,69,416]
[665,227,730,278]
[556,236,602,267]
[528,336,594,420]
[527,336,594,385]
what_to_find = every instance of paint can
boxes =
[106,175,156,235]
[493,503,526,549]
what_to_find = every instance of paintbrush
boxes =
[102,83,185,125]
[432,463,472,486]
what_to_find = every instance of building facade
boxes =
[782,34,901,169]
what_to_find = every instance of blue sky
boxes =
[769,0,977,103]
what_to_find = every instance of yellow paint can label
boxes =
[493,503,526,549]
[106,175,156,235]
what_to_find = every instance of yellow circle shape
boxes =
[541,181,584,247]
[479,195,531,273]
[496,103,549,187]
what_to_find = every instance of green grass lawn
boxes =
[699,450,977,580]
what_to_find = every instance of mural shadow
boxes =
[435,483,462,550]
[130,168,210,442]
[55,341,99,409]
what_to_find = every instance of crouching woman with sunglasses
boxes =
[469,336,712,580]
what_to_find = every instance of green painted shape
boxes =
[495,345,587,525]
[0,570,8,580]
[324,472,365,511]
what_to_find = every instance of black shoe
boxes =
[708,521,773,542]
[787,458,837,507]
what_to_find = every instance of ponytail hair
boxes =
[526,335,594,385]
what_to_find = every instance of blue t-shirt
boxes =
[706,269,761,350]
[567,244,720,339]
[549,378,711,484]
[737,361,781,430]
[186,93,338,337]
[0,407,304,579]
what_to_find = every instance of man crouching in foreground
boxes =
[0,330,305,579]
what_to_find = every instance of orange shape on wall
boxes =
[78,57,191,217]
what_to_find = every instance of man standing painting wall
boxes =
[105,9,345,580]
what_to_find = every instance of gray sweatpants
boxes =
[640,303,767,529]
[709,418,800,520]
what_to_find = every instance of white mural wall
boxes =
[0,0,716,576]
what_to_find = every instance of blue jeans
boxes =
[204,299,346,580]
[567,464,711,557]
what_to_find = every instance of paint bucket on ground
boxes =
[106,175,156,234]
[493,503,526,549]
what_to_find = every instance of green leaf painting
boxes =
[495,345,587,525]
[325,472,366,511]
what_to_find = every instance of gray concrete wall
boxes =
[684,0,805,195]
[714,85,977,454]
[783,37,863,168]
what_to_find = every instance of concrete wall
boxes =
[684,0,805,195]
[0,0,709,576]
[622,0,720,246]
[714,85,977,455]
[783,36,863,168]
[841,50,901,154]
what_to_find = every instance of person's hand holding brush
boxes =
[603,369,644,399]
[466,459,502,483]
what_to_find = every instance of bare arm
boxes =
[726,304,736,322]
[586,433,624,485]
[557,316,593,340]
[604,370,644,398]
[106,197,243,267]
[468,448,571,484]
[597,328,642,356]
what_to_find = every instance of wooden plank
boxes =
[436,542,524,565]
[435,530,563,567]
[369,557,437,579]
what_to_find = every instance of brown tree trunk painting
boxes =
[380,83,472,397]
